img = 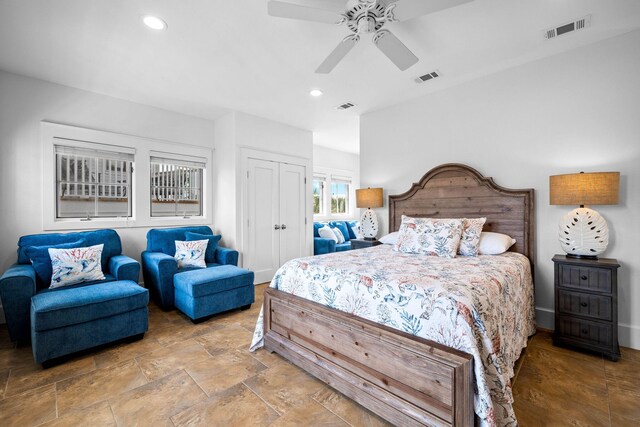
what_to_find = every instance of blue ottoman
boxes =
[174,265,255,322]
[31,280,149,365]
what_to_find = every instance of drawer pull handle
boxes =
[580,302,588,307]
[581,275,588,280]
[581,329,588,334]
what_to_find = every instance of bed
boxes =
[250,163,535,427]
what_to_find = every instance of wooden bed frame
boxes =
[263,164,535,426]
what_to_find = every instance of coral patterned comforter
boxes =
[250,245,535,427]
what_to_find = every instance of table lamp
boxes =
[549,171,619,259]
[356,187,383,240]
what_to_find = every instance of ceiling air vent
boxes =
[415,70,440,84]
[544,15,591,40]
[335,102,356,111]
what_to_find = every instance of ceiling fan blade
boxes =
[372,30,418,71]
[267,1,342,24]
[315,36,358,74]
[384,0,473,22]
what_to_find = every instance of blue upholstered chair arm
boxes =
[214,246,238,266]
[0,264,37,342]
[141,251,177,310]
[314,238,336,255]
[109,255,141,283]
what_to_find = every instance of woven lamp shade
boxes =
[356,188,383,208]
[549,172,620,206]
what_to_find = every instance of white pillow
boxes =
[350,222,364,239]
[175,239,208,268]
[49,244,105,288]
[478,232,516,255]
[378,232,399,245]
[332,227,345,244]
[318,225,338,243]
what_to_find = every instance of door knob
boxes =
[274,224,280,230]
[281,224,287,230]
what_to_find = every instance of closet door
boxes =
[279,163,306,265]
[247,158,280,283]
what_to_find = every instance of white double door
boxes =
[246,158,307,283]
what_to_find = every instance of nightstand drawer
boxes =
[558,265,611,293]
[557,290,612,321]
[557,316,613,347]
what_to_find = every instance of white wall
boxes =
[360,30,640,349]
[213,111,314,267]
[0,70,217,321]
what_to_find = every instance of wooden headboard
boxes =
[389,163,535,265]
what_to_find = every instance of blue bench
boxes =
[31,280,148,365]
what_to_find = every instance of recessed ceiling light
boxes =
[309,89,323,97]
[142,15,167,30]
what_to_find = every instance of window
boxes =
[331,179,350,215]
[312,177,325,215]
[150,155,205,217]
[55,145,133,219]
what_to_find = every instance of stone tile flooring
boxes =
[0,283,638,426]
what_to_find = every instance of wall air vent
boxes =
[544,15,591,40]
[335,102,356,111]
[415,70,441,84]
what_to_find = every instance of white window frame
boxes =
[312,167,356,220]
[149,152,206,218]
[42,122,213,230]
[312,175,326,216]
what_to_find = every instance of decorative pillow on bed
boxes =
[318,225,339,243]
[458,217,487,256]
[174,239,208,269]
[478,232,516,255]
[378,231,399,245]
[49,244,105,288]
[332,227,346,244]
[393,216,463,258]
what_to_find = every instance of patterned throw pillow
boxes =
[49,244,105,288]
[174,240,208,269]
[458,217,487,256]
[350,221,364,239]
[393,216,463,258]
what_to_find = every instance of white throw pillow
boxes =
[477,232,516,255]
[175,239,208,268]
[332,227,345,244]
[350,222,364,239]
[318,225,338,243]
[378,232,399,245]
[458,218,487,256]
[49,244,105,288]
[393,216,463,258]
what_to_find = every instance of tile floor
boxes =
[0,283,638,426]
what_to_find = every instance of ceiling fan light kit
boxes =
[267,0,473,73]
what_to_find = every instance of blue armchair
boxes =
[313,221,359,255]
[0,229,148,365]
[141,226,240,310]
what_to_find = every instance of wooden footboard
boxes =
[263,288,474,427]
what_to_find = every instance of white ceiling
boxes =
[1,0,639,153]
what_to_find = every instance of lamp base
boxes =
[360,208,379,239]
[558,207,609,258]
[565,254,599,260]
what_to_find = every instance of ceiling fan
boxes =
[267,0,473,73]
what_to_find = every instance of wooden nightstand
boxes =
[350,239,382,250]
[552,255,620,361]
